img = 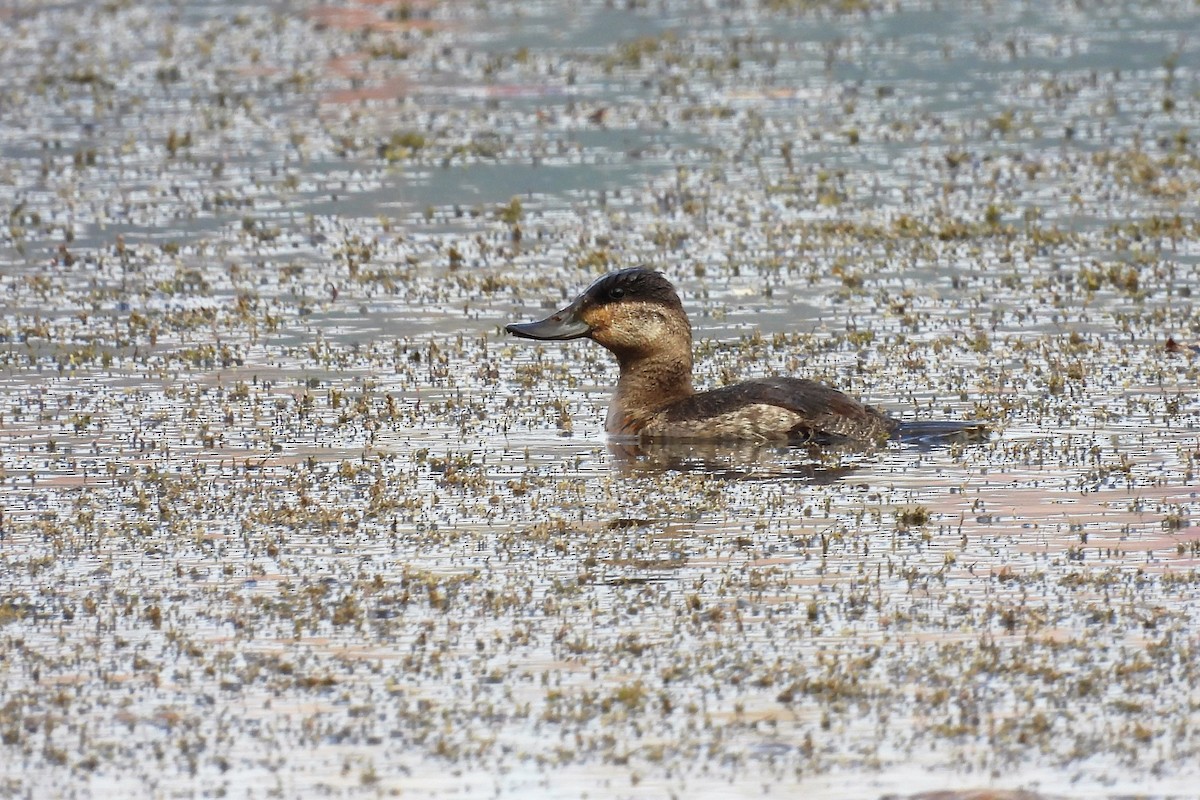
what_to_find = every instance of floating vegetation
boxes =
[1,1,1199,798]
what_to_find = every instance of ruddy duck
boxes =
[506,268,982,445]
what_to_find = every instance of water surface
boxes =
[1,1,1199,797]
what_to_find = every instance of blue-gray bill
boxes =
[504,302,591,341]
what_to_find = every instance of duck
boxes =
[506,267,983,445]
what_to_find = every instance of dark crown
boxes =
[586,268,682,309]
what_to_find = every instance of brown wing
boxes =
[664,377,898,443]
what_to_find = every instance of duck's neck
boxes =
[607,352,694,434]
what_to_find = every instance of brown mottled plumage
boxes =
[506,268,976,445]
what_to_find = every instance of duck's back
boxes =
[641,377,898,444]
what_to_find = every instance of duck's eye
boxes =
[609,287,626,300]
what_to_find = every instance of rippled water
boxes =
[2,1,1199,797]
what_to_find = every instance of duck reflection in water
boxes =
[604,436,873,483]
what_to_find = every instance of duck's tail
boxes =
[893,419,990,444]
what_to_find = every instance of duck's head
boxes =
[505,268,690,362]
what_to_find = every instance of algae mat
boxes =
[1,1,1198,797]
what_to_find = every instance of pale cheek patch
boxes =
[599,304,673,352]
[581,304,615,334]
